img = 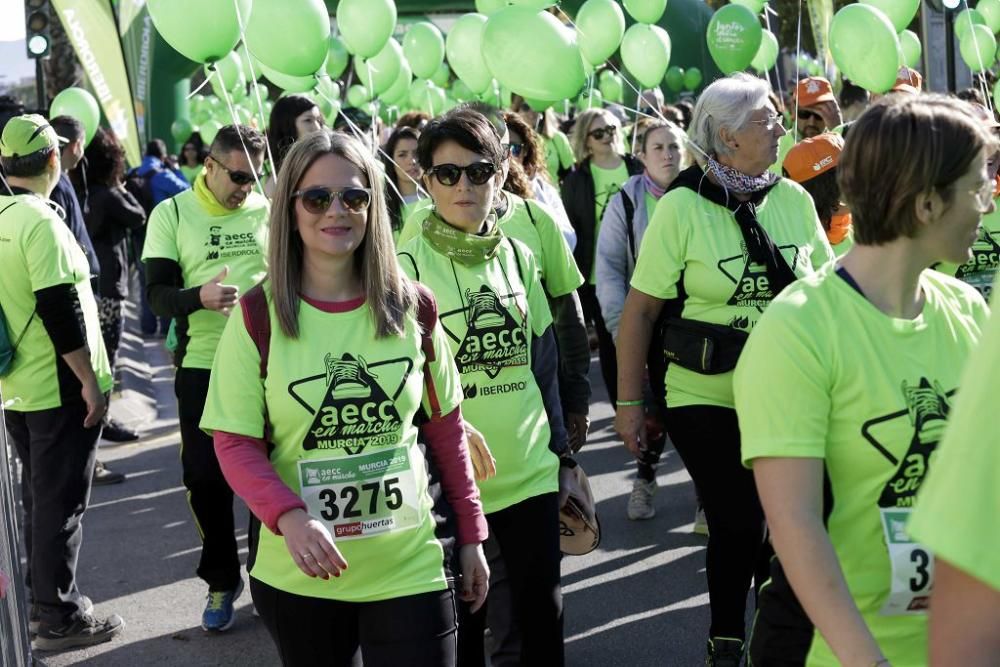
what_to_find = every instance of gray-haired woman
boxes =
[614,73,835,666]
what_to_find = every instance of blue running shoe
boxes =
[201,579,244,632]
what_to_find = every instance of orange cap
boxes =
[783,133,845,184]
[892,67,923,94]
[796,77,836,108]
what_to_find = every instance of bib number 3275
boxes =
[879,508,934,615]
[298,447,421,541]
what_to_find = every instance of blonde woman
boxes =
[200,130,489,667]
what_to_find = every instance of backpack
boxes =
[0,200,35,377]
[125,166,161,216]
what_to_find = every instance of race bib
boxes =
[879,508,933,615]
[298,447,423,541]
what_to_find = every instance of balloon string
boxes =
[232,0,277,186]
[763,7,785,112]
[187,70,215,99]
[793,0,803,143]
[212,63,268,197]
[962,11,994,112]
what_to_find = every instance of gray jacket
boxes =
[595,174,653,341]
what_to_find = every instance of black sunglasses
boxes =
[209,155,263,186]
[291,186,372,214]
[796,109,823,122]
[427,162,497,187]
[588,125,618,140]
[509,143,524,158]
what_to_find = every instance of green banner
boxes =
[52,0,141,165]
[807,0,835,74]
[114,0,153,147]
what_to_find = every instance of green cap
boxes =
[0,114,67,159]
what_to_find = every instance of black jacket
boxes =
[85,184,146,299]
[561,154,644,280]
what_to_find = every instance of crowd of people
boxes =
[1,62,1000,667]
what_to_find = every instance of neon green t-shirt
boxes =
[397,235,558,514]
[933,201,1000,302]
[736,264,989,667]
[0,194,112,411]
[644,191,658,222]
[141,189,269,369]
[200,286,464,602]
[397,193,584,298]
[542,131,574,184]
[179,164,202,184]
[589,161,630,284]
[769,131,797,177]
[630,178,835,409]
[831,228,854,258]
[909,274,1000,593]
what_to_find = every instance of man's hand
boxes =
[81,379,106,429]
[615,404,646,459]
[816,100,843,131]
[565,412,590,453]
[199,265,239,315]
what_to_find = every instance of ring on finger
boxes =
[301,552,313,560]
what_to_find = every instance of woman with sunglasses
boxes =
[562,108,643,413]
[397,109,569,666]
[380,126,427,243]
[201,130,490,666]
[736,96,994,667]
[615,73,835,666]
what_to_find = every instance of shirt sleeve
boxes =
[23,213,83,291]
[141,199,179,262]
[734,290,831,467]
[526,200,584,298]
[629,190,687,299]
[200,302,267,438]
[595,191,630,341]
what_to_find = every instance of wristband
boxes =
[615,399,644,407]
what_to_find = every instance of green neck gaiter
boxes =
[422,209,502,266]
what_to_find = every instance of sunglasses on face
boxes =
[509,142,524,158]
[209,155,263,186]
[588,125,618,141]
[291,186,373,214]
[426,162,497,187]
[797,109,823,122]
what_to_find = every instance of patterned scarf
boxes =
[422,209,503,266]
[705,155,780,195]
[643,172,667,199]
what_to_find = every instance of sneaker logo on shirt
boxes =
[955,227,1000,300]
[717,241,802,311]
[441,284,528,380]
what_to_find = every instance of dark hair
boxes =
[792,167,840,228]
[456,102,507,140]
[504,158,533,199]
[416,109,505,172]
[180,136,207,167]
[50,115,84,144]
[840,95,997,245]
[956,88,987,107]
[333,107,372,135]
[396,111,430,131]
[146,139,168,160]
[673,100,694,130]
[266,94,318,174]
[380,126,421,231]
[839,80,869,108]
[501,111,546,181]
[211,124,266,158]
[0,147,55,178]
[0,95,26,136]
[84,127,126,187]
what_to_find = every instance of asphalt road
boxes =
[34,338,712,666]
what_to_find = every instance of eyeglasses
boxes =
[796,109,823,122]
[969,179,996,213]
[291,186,373,214]
[508,143,524,158]
[588,125,618,141]
[426,162,497,187]
[208,155,263,186]
[749,113,784,131]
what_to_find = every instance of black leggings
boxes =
[458,492,564,667]
[578,283,616,403]
[666,405,772,640]
[251,578,458,667]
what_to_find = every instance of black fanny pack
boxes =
[662,317,748,375]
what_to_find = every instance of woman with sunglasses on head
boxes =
[736,95,995,667]
[264,95,325,197]
[615,73,835,666]
[380,126,427,243]
[397,109,570,667]
[201,130,490,666]
[562,108,643,411]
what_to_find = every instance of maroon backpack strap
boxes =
[414,283,443,422]
[240,283,271,379]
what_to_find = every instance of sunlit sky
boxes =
[0,0,26,42]
[0,0,38,86]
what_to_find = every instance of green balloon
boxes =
[382,61,413,107]
[404,22,446,80]
[510,0,556,7]
[238,47,263,82]
[452,79,473,101]
[446,14,493,95]
[830,4,899,94]
[731,0,766,13]
[260,63,317,93]
[475,0,507,14]
[707,5,763,75]
[665,66,685,92]
[347,84,371,108]
[994,79,1000,110]
[325,37,351,79]
[955,10,988,42]
[171,118,194,144]
[432,62,451,88]
[621,23,672,88]
[206,51,244,97]
[201,119,223,143]
[575,0,626,66]
[899,30,922,69]
[683,67,703,92]
[860,0,919,33]
[482,7,586,101]
[751,30,779,73]
[523,97,557,112]
[337,0,397,59]
[50,87,100,145]
[979,0,1000,33]
[623,0,667,24]
[576,88,604,111]
[245,0,329,77]
[597,73,623,103]
[410,79,446,115]
[148,0,251,64]
[192,109,211,126]
[355,38,403,96]
[315,76,342,103]
[190,94,206,116]
[960,24,997,72]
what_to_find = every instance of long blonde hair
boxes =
[268,130,416,339]
[569,108,620,165]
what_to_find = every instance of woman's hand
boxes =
[458,543,490,613]
[615,404,646,458]
[277,508,348,580]
[465,422,497,481]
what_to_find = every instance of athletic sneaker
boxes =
[92,460,126,486]
[101,418,140,443]
[693,506,709,536]
[705,637,744,667]
[30,595,94,636]
[202,579,244,632]
[626,478,657,520]
[33,612,124,652]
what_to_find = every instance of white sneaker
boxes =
[627,478,657,520]
[693,506,709,536]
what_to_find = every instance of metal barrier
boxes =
[0,392,33,666]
